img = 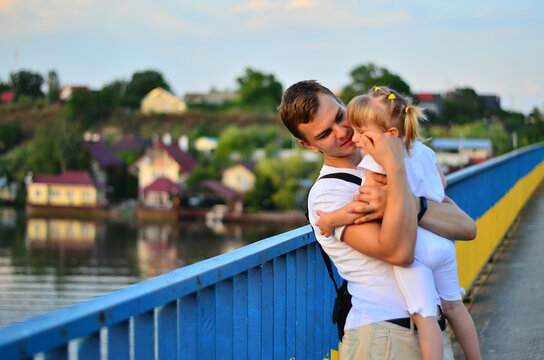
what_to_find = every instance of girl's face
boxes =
[351,123,400,154]
[351,123,385,154]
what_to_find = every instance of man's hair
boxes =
[279,80,341,141]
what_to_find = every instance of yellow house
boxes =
[132,141,197,193]
[222,163,256,194]
[141,87,187,115]
[27,171,106,208]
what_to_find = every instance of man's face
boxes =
[297,93,358,164]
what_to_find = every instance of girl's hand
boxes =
[315,210,333,237]
[360,130,405,173]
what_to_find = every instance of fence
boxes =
[1,142,543,360]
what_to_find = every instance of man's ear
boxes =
[387,127,400,137]
[299,139,319,153]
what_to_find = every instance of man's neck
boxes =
[323,151,362,169]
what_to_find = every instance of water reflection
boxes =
[0,208,302,327]
[26,218,98,251]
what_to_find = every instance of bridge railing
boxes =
[0,142,543,360]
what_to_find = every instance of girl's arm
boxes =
[316,203,361,237]
[315,169,384,237]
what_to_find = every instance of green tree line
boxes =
[1,63,543,210]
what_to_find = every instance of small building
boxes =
[59,86,89,101]
[141,177,183,208]
[201,181,243,215]
[431,138,493,173]
[27,171,106,208]
[132,141,197,195]
[141,88,187,115]
[222,162,256,194]
[194,137,218,155]
[184,91,239,106]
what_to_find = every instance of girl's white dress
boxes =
[358,141,463,317]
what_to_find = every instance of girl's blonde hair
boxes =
[347,86,426,153]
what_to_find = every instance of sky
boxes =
[1,0,543,114]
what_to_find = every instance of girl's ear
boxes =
[387,127,400,137]
[299,139,319,153]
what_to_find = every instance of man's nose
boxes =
[333,122,348,138]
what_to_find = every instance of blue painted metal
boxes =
[133,310,154,360]
[0,143,543,360]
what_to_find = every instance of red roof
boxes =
[33,171,99,187]
[1,91,15,103]
[143,177,183,194]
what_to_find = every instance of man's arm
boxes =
[341,131,417,266]
[349,165,476,241]
[419,196,476,240]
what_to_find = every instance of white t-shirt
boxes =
[308,165,411,329]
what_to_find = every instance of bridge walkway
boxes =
[453,184,544,359]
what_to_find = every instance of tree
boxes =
[67,88,117,127]
[236,68,283,111]
[0,79,9,93]
[0,123,24,153]
[441,88,483,125]
[125,70,171,108]
[46,69,60,103]
[9,70,44,99]
[341,63,411,104]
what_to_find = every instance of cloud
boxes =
[0,0,16,13]
[227,0,413,32]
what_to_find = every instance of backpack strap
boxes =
[307,172,362,294]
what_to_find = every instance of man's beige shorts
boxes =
[340,321,454,360]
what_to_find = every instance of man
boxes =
[279,80,476,359]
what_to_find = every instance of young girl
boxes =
[316,86,481,360]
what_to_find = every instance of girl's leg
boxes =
[394,260,443,360]
[441,299,481,360]
[411,313,444,360]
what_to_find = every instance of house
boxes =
[200,181,243,214]
[27,171,106,208]
[141,177,183,208]
[431,138,493,173]
[132,141,197,196]
[184,91,239,106]
[59,86,89,101]
[222,162,256,194]
[83,141,125,191]
[141,88,187,115]
[194,136,218,155]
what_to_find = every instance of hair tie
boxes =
[405,106,410,113]
[374,87,381,92]
[388,94,395,100]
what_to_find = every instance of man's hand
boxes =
[350,173,387,223]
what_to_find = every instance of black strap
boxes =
[307,172,362,294]
[318,172,362,186]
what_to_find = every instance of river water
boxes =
[0,207,301,328]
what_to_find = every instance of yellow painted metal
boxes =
[455,160,544,291]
